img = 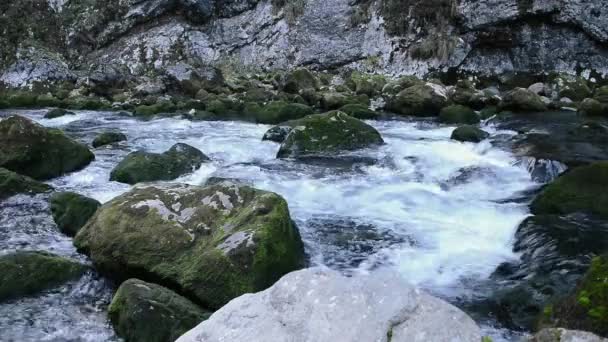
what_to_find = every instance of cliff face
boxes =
[2,0,608,87]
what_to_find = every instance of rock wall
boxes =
[2,0,608,87]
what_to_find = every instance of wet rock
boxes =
[50,192,101,237]
[281,69,318,94]
[526,328,608,342]
[439,105,479,124]
[246,101,313,124]
[531,162,608,219]
[109,279,211,342]
[0,251,86,302]
[44,108,75,119]
[92,132,127,148]
[74,182,305,310]
[320,92,369,110]
[550,74,592,102]
[0,168,52,200]
[175,268,482,342]
[338,103,378,120]
[388,83,448,117]
[110,143,208,184]
[579,98,607,117]
[0,115,94,180]
[450,125,489,143]
[262,124,296,143]
[276,111,384,158]
[500,88,548,112]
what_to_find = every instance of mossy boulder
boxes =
[262,124,296,143]
[346,72,387,96]
[64,96,110,110]
[338,104,378,119]
[0,167,52,200]
[439,105,479,124]
[578,98,607,117]
[541,255,608,337]
[6,92,38,108]
[450,80,477,106]
[44,108,74,119]
[277,111,384,158]
[282,69,318,94]
[0,115,95,180]
[110,143,209,185]
[37,94,62,107]
[381,76,424,95]
[0,251,87,302]
[450,125,490,143]
[531,162,608,218]
[500,88,548,112]
[133,101,177,117]
[74,182,305,310]
[246,101,314,124]
[388,83,448,116]
[320,92,369,111]
[594,86,608,104]
[551,75,592,102]
[109,279,211,342]
[92,132,127,148]
[50,192,101,237]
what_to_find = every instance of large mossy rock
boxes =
[109,279,211,342]
[500,88,548,112]
[551,74,592,102]
[245,101,313,124]
[579,98,607,117]
[92,132,127,148]
[0,115,94,180]
[276,111,384,158]
[531,162,608,218]
[439,105,479,124]
[0,167,52,200]
[50,192,101,237]
[388,83,448,116]
[541,255,608,338]
[74,182,305,310]
[338,104,378,120]
[110,143,209,185]
[450,125,489,143]
[282,69,318,94]
[0,251,87,302]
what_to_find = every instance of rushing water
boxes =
[0,109,545,341]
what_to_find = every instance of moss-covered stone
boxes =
[381,76,424,96]
[277,111,384,158]
[64,96,110,110]
[594,86,608,104]
[550,74,592,102]
[37,94,62,107]
[92,132,127,148]
[338,103,378,119]
[282,69,318,94]
[110,143,209,185]
[531,162,608,218]
[44,108,74,119]
[74,182,305,310]
[50,192,101,237]
[388,83,448,116]
[346,72,387,97]
[320,92,369,110]
[133,101,177,117]
[0,115,94,180]
[451,80,477,106]
[0,167,52,200]
[0,251,87,302]
[500,88,548,112]
[247,101,314,124]
[578,98,607,117]
[5,92,38,108]
[450,125,489,143]
[439,105,479,124]
[109,278,211,342]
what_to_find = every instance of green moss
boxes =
[338,103,378,119]
[37,94,62,107]
[500,88,548,112]
[439,105,479,124]
[578,98,607,117]
[594,86,608,103]
[133,101,176,117]
[50,192,101,237]
[0,167,52,200]
[531,162,608,218]
[7,92,38,108]
[282,68,319,94]
[0,251,86,302]
[248,101,314,124]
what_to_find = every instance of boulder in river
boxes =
[0,251,87,302]
[0,115,95,180]
[500,88,548,112]
[50,192,101,237]
[388,83,448,116]
[276,111,384,158]
[338,103,378,120]
[451,125,489,143]
[578,98,607,117]
[531,162,608,219]
[0,167,52,200]
[110,143,209,184]
[109,279,211,342]
[175,267,482,342]
[44,108,75,119]
[439,104,479,124]
[92,132,127,148]
[74,182,305,310]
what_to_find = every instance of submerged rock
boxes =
[74,182,305,310]
[0,168,52,200]
[44,108,74,119]
[50,192,101,237]
[277,111,384,158]
[109,279,211,342]
[531,162,608,218]
[0,251,86,302]
[110,143,208,184]
[175,268,482,342]
[0,115,94,180]
[92,132,127,148]
[451,125,489,143]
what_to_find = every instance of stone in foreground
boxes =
[50,192,101,236]
[0,251,86,302]
[0,115,94,180]
[526,328,607,342]
[74,182,305,310]
[177,268,481,342]
[0,167,52,200]
[109,279,211,342]
[277,111,384,158]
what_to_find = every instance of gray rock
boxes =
[525,328,608,342]
[176,267,482,342]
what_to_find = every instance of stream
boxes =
[0,109,552,341]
